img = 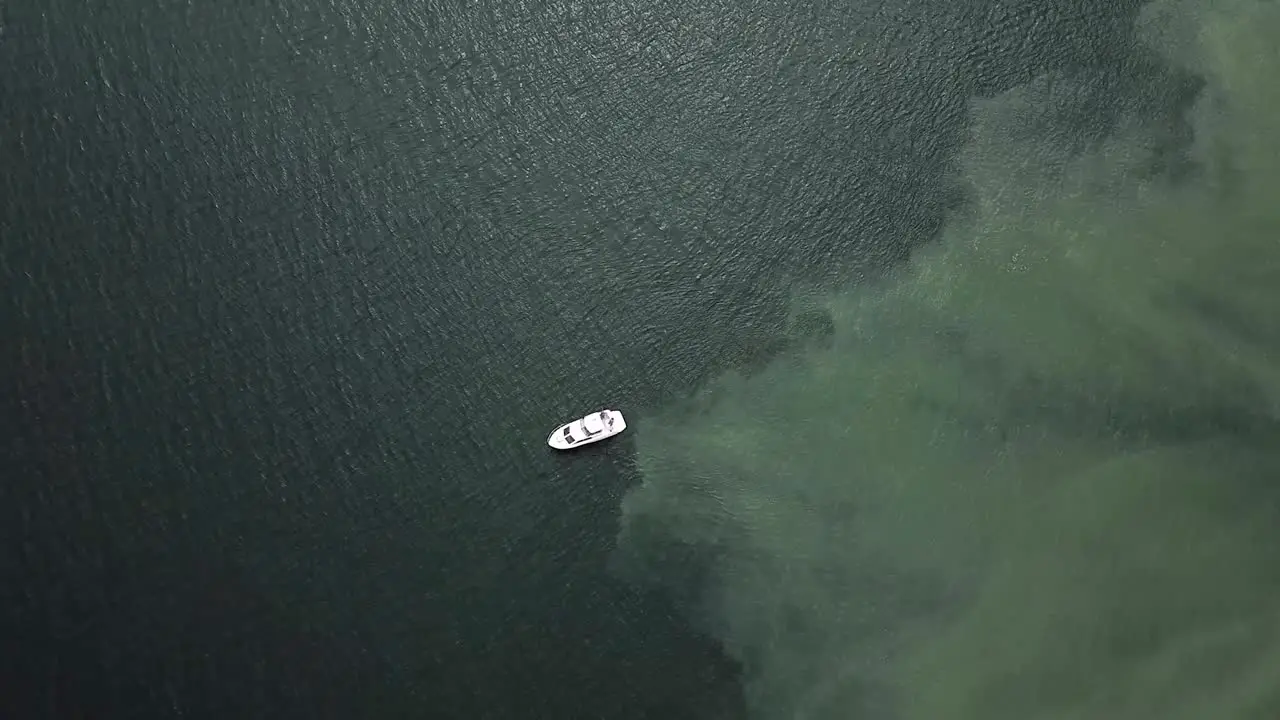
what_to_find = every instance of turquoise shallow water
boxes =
[11,0,1269,718]
[615,1,1280,718]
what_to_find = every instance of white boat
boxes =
[547,409,627,450]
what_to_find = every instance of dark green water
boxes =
[10,0,1278,718]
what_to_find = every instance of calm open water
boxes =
[3,0,1183,717]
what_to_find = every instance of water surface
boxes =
[9,0,1274,718]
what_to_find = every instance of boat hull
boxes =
[547,409,627,450]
